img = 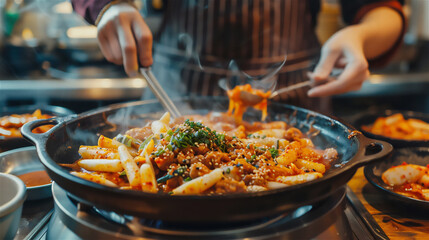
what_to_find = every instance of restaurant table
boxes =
[348,167,429,240]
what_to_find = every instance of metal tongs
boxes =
[139,68,181,118]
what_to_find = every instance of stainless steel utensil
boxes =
[139,67,181,118]
[238,75,338,106]
[239,80,313,105]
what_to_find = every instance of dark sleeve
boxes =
[71,0,112,25]
[339,0,404,24]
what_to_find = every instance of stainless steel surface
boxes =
[340,72,429,97]
[13,198,53,240]
[140,68,181,118]
[0,147,52,201]
[22,209,52,240]
[346,186,388,240]
[0,78,147,102]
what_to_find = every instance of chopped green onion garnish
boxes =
[157,174,175,183]
[116,134,133,147]
[269,148,279,158]
[155,148,165,156]
[139,135,153,150]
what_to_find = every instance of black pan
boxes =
[22,97,392,223]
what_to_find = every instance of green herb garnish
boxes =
[164,119,229,152]
[157,166,188,183]
[155,148,166,156]
[139,135,153,150]
[116,134,133,147]
[269,147,279,158]
[157,174,175,183]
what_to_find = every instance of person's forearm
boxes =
[353,7,403,59]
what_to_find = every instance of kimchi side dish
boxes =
[0,109,53,138]
[362,113,429,141]
[67,111,338,195]
[382,162,429,201]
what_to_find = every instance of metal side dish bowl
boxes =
[0,146,52,201]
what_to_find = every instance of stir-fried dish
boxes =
[227,84,271,121]
[0,109,53,138]
[67,112,338,195]
[362,113,429,140]
[382,162,429,201]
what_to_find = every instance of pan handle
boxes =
[21,115,77,147]
[351,135,393,168]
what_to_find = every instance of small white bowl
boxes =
[0,173,26,240]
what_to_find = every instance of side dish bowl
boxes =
[0,146,52,200]
[364,147,429,209]
[351,109,429,148]
[0,105,75,152]
[21,97,393,223]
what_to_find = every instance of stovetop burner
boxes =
[92,205,307,237]
[45,182,360,240]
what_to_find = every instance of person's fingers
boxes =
[106,31,124,65]
[132,18,153,67]
[97,32,115,63]
[117,18,139,77]
[308,56,368,97]
[97,21,123,65]
[312,46,342,81]
[334,57,348,68]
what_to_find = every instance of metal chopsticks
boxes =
[139,68,181,118]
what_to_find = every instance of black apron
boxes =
[149,0,329,112]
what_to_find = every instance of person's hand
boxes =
[97,3,153,77]
[308,26,370,97]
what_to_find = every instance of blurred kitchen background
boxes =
[0,0,428,118]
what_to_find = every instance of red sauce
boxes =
[17,170,52,187]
